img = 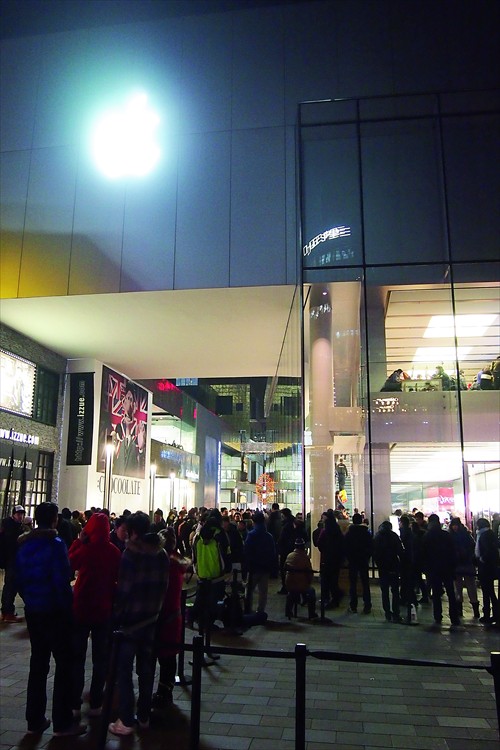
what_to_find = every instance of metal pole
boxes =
[489,652,500,736]
[190,635,204,750]
[176,589,192,686]
[295,643,307,750]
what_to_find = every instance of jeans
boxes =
[1,564,17,615]
[379,571,401,618]
[246,572,269,613]
[72,621,110,710]
[427,572,459,623]
[348,564,371,610]
[478,568,499,621]
[25,609,74,732]
[116,624,156,727]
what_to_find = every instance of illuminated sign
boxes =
[373,397,399,414]
[0,427,40,445]
[303,226,351,257]
[0,350,36,418]
[241,442,275,454]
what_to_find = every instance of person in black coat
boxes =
[344,513,373,614]
[317,510,345,609]
[373,521,404,622]
[421,514,460,625]
[277,509,298,594]
[475,517,500,625]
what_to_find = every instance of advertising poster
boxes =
[66,372,94,465]
[98,366,148,478]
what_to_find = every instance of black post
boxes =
[176,589,192,686]
[244,572,253,614]
[97,629,123,749]
[190,635,204,750]
[295,643,307,750]
[490,652,500,736]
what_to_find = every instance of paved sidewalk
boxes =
[1,578,498,750]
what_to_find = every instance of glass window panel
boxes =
[443,114,500,262]
[301,124,362,268]
[365,266,465,523]
[361,118,447,265]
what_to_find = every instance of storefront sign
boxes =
[0,427,39,445]
[66,372,94,465]
[97,475,142,496]
[303,225,351,257]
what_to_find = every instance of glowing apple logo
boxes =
[90,92,161,179]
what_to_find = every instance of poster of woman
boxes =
[98,366,148,478]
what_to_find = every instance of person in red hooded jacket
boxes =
[68,512,121,718]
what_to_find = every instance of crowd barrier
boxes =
[98,586,500,750]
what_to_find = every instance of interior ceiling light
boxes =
[90,91,161,179]
[424,314,498,338]
[413,346,471,363]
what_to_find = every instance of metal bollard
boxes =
[295,643,307,750]
[176,589,192,686]
[490,652,500,736]
[190,635,204,750]
[98,629,123,750]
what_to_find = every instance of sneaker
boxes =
[53,722,87,737]
[385,612,392,622]
[348,607,357,614]
[362,605,372,615]
[87,706,102,717]
[27,718,51,734]
[109,718,135,736]
[2,613,24,623]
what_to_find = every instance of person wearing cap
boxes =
[284,538,318,620]
[0,504,27,623]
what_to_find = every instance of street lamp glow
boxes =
[90,92,161,179]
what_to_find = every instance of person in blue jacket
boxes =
[243,511,278,614]
[16,502,86,737]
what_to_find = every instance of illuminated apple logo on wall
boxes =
[90,92,161,179]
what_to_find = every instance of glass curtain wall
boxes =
[300,92,500,539]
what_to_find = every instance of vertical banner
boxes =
[66,372,94,465]
[98,366,148,478]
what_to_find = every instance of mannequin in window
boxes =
[335,458,348,491]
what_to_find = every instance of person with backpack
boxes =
[191,509,231,632]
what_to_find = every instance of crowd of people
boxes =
[0,501,499,738]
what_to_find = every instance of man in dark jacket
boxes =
[373,520,404,622]
[243,511,278,614]
[16,502,86,737]
[344,513,373,614]
[422,514,459,625]
[277,508,298,594]
[475,517,500,625]
[1,504,26,622]
[109,511,169,736]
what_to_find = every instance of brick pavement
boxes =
[1,575,498,750]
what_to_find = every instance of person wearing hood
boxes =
[109,512,169,737]
[475,517,499,625]
[15,502,86,737]
[68,512,122,718]
[373,520,404,623]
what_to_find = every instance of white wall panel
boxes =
[230,127,286,287]
[231,7,285,130]
[174,130,231,289]
[0,36,41,153]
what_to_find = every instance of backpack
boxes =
[194,536,224,580]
